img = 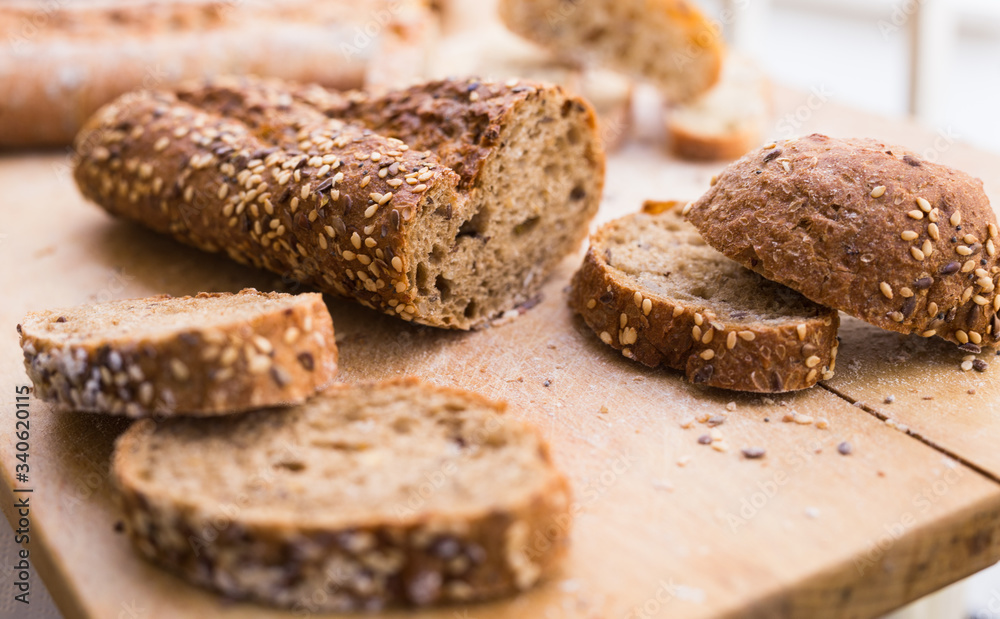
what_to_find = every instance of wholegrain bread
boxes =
[0,0,432,147]
[570,207,840,392]
[498,0,723,103]
[73,76,604,330]
[18,289,337,417]
[667,54,771,161]
[111,378,571,610]
[687,134,1000,347]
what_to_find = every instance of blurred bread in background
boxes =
[0,0,432,148]
[666,54,772,161]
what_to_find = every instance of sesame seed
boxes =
[342,250,356,261]
[921,329,937,338]
[682,202,693,216]
[922,239,934,257]
[994,296,1000,311]
[634,292,643,307]
[170,359,189,381]
[956,245,973,256]
[365,237,377,248]
[956,330,970,344]
[890,311,905,323]
[357,254,372,266]
[910,246,926,261]
[154,137,170,151]
[806,368,818,383]
[318,234,328,249]
[694,313,704,326]
[871,186,887,198]
[600,331,612,345]
[642,298,652,316]
[391,256,403,272]
[702,329,714,344]
[928,302,939,316]
[970,331,983,344]
[727,332,738,349]
[738,331,755,341]
[990,224,998,239]
[351,232,361,249]
[988,240,997,256]
[951,212,962,227]
[974,295,989,306]
[908,210,924,220]
[360,176,371,188]
[916,197,932,213]
[673,306,684,318]
[880,282,893,299]
[692,325,702,341]
[797,324,807,340]
[805,355,822,368]
[928,223,940,241]
[961,360,974,372]
[300,185,309,200]
[901,231,919,241]
[620,313,628,329]
[586,299,597,309]
[364,204,378,218]
[928,208,939,223]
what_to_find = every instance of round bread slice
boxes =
[18,289,337,417]
[687,134,1000,348]
[111,378,571,611]
[570,206,840,392]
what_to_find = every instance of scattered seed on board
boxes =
[742,447,766,460]
[837,442,853,456]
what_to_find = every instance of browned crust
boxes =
[18,289,337,417]
[668,123,760,162]
[110,378,571,610]
[569,212,840,393]
[688,134,1000,348]
[0,0,432,147]
[498,0,723,103]
[73,76,602,329]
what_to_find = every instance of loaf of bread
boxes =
[498,0,723,102]
[688,135,1000,348]
[111,378,571,610]
[570,207,840,392]
[18,289,338,417]
[0,0,432,147]
[667,54,771,161]
[73,76,604,329]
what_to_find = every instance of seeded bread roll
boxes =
[687,134,1000,347]
[73,77,604,329]
[17,289,337,417]
[111,378,571,611]
[570,207,840,392]
[667,54,771,161]
[498,0,723,103]
[0,0,432,148]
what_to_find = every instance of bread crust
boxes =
[110,378,571,610]
[73,76,604,329]
[498,0,723,103]
[569,210,840,392]
[0,0,431,147]
[688,134,1000,347]
[18,289,337,417]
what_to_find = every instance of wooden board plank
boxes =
[2,129,1000,619]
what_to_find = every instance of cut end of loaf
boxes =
[404,84,604,328]
[111,378,571,610]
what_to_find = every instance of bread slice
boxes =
[667,54,771,161]
[74,76,605,330]
[688,134,1000,348]
[111,378,571,611]
[498,0,723,103]
[570,207,840,392]
[18,289,337,417]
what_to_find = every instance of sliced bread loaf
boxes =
[498,0,723,103]
[667,54,771,161]
[111,378,571,611]
[570,207,840,392]
[687,134,1000,347]
[74,76,605,330]
[18,289,337,417]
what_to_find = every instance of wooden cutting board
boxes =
[3,89,1000,619]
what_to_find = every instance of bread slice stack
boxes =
[19,291,570,608]
[570,134,999,392]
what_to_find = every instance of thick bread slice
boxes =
[688,134,1000,348]
[111,378,571,611]
[0,0,433,147]
[667,54,771,161]
[73,77,604,330]
[18,289,337,417]
[570,208,840,392]
[498,0,723,103]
